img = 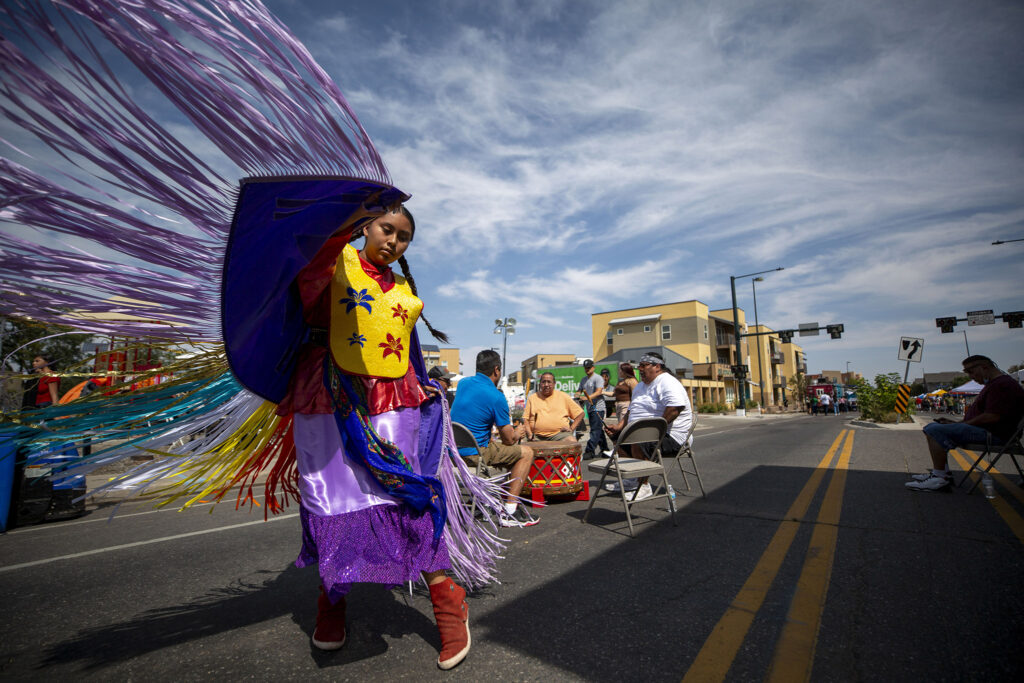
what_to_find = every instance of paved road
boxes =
[2,414,1022,681]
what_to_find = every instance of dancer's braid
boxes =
[399,255,449,343]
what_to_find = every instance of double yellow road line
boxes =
[683,429,855,683]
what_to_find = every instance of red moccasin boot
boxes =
[312,586,346,651]
[429,577,470,670]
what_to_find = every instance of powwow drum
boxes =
[524,439,589,507]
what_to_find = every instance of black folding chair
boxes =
[957,416,1024,494]
[451,421,490,519]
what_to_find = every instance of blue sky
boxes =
[5,0,1023,381]
[262,0,1024,380]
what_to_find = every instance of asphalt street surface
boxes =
[2,413,1023,681]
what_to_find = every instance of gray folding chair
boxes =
[957,415,1024,494]
[451,421,489,518]
[665,413,706,498]
[582,417,677,537]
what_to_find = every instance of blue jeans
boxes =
[584,405,608,457]
[923,421,1003,451]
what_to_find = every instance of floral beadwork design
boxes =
[379,332,404,362]
[391,303,409,324]
[339,287,374,314]
[347,332,366,347]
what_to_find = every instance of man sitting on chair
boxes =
[605,352,693,500]
[524,372,584,441]
[906,355,1024,492]
[450,350,539,527]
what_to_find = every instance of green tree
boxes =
[788,371,809,405]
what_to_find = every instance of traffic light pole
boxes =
[729,267,784,417]
[730,275,746,416]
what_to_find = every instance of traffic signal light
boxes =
[730,364,748,378]
[778,330,794,343]
[1003,311,1024,329]
[826,324,844,339]
[935,316,957,333]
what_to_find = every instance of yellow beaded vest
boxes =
[329,244,422,378]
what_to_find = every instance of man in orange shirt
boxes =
[524,372,584,441]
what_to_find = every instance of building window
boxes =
[643,324,651,332]
[662,324,671,341]
[616,328,623,335]
[704,323,709,340]
[606,332,613,348]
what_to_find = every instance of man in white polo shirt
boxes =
[605,352,693,499]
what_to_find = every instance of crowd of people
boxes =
[805,393,855,415]
[915,393,965,414]
[450,352,693,506]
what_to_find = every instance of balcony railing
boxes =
[770,352,785,364]
[715,332,735,347]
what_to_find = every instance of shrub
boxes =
[853,374,915,422]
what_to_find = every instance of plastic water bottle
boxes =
[667,484,677,512]
[982,475,996,500]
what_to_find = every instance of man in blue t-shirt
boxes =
[450,350,538,527]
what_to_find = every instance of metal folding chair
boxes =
[665,413,706,498]
[582,417,677,537]
[957,416,1024,494]
[451,421,489,519]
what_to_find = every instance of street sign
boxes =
[898,337,924,362]
[799,323,819,337]
[967,309,994,326]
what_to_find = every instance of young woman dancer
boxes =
[275,202,470,669]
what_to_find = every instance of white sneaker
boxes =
[911,471,951,482]
[630,483,654,501]
[905,474,952,492]
[604,479,638,492]
[499,505,540,528]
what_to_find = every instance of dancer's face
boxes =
[32,356,49,372]
[361,210,412,267]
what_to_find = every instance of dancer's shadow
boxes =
[41,564,437,671]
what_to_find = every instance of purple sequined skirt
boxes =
[297,504,450,602]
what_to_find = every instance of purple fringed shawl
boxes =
[0,0,388,340]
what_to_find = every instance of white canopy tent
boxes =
[950,380,983,394]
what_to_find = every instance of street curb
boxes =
[849,417,925,431]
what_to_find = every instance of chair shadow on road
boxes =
[39,563,439,671]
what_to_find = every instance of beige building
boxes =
[747,325,806,408]
[591,301,751,407]
[421,345,460,374]
[520,353,577,390]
